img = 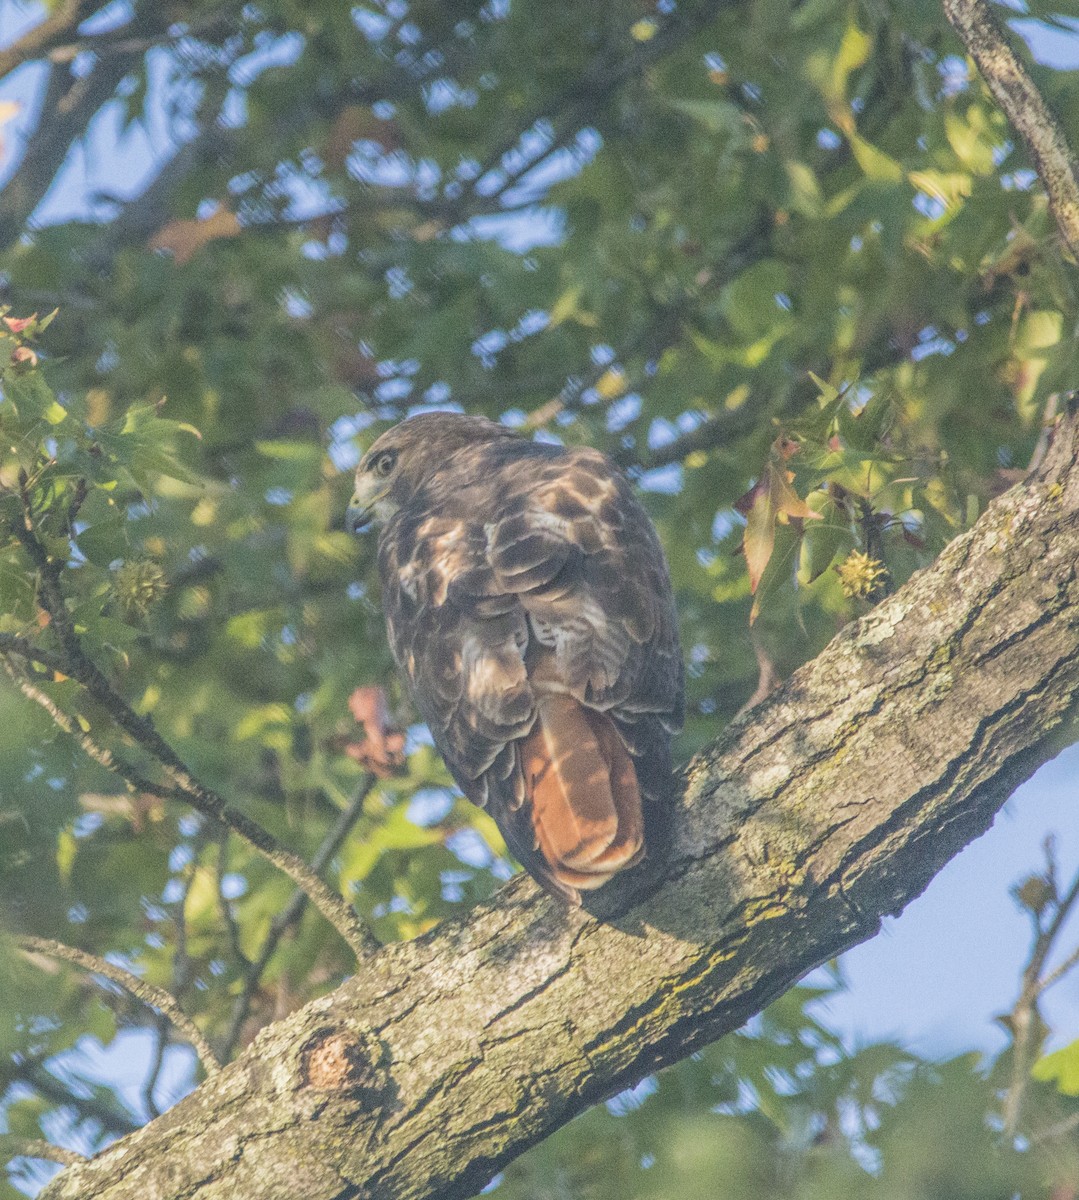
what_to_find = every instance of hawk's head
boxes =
[346,412,515,533]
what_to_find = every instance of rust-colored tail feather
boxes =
[521,695,644,895]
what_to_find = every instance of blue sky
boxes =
[823,744,1079,1058]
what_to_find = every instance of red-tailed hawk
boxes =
[347,413,684,903]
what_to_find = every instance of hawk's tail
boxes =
[521,694,644,899]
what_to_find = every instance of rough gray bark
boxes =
[41,405,1079,1200]
[943,0,1079,258]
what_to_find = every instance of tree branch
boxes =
[219,776,377,1062]
[0,0,102,80]
[3,1056,140,1139]
[6,506,377,962]
[0,41,144,250]
[36,404,1079,1199]
[0,1136,85,1169]
[942,0,1079,257]
[1001,850,1079,1136]
[15,935,221,1078]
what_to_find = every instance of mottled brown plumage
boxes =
[347,412,684,902]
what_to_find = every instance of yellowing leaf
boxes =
[630,18,657,41]
[233,703,292,741]
[908,169,972,211]
[1015,309,1063,353]
[594,367,627,400]
[849,134,903,183]
[944,108,995,174]
[830,24,872,103]
[56,827,77,884]
[1033,1039,1079,1095]
[549,284,591,327]
[785,161,823,218]
[735,436,822,604]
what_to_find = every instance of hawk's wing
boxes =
[378,441,684,899]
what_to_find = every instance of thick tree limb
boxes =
[37,405,1079,1199]
[943,0,1079,257]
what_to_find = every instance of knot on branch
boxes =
[301,1027,383,1097]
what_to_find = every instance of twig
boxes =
[942,0,1079,258]
[1001,850,1079,1137]
[1039,938,1079,993]
[142,828,206,1118]
[469,0,732,193]
[0,0,100,78]
[7,506,376,961]
[141,1014,168,1121]
[0,632,69,675]
[214,831,251,973]
[1,656,126,777]
[220,776,375,1061]
[0,1135,86,1168]
[0,27,145,250]
[1031,1110,1079,1145]
[15,935,221,1077]
[737,628,782,716]
[47,8,242,63]
[1024,393,1061,475]
[7,1058,139,1137]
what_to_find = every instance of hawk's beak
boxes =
[346,474,383,535]
[345,500,372,535]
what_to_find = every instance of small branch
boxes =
[6,508,376,962]
[470,0,730,195]
[47,8,242,64]
[1001,856,1079,1137]
[1,656,122,777]
[0,1136,86,1168]
[942,0,1079,257]
[0,632,69,675]
[1039,938,1079,993]
[0,0,101,79]
[219,776,375,1061]
[1031,1110,1079,1145]
[7,1058,139,1138]
[0,36,144,250]
[15,935,221,1077]
[214,832,251,974]
[617,397,763,471]
[141,1015,168,1122]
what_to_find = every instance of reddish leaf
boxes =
[347,686,406,777]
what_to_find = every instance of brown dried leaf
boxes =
[150,204,242,265]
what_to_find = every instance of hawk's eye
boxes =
[372,450,397,478]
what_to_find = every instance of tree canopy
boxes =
[2,0,1079,1196]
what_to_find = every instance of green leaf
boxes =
[1032,1039,1079,1095]
[666,98,741,137]
[849,133,904,183]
